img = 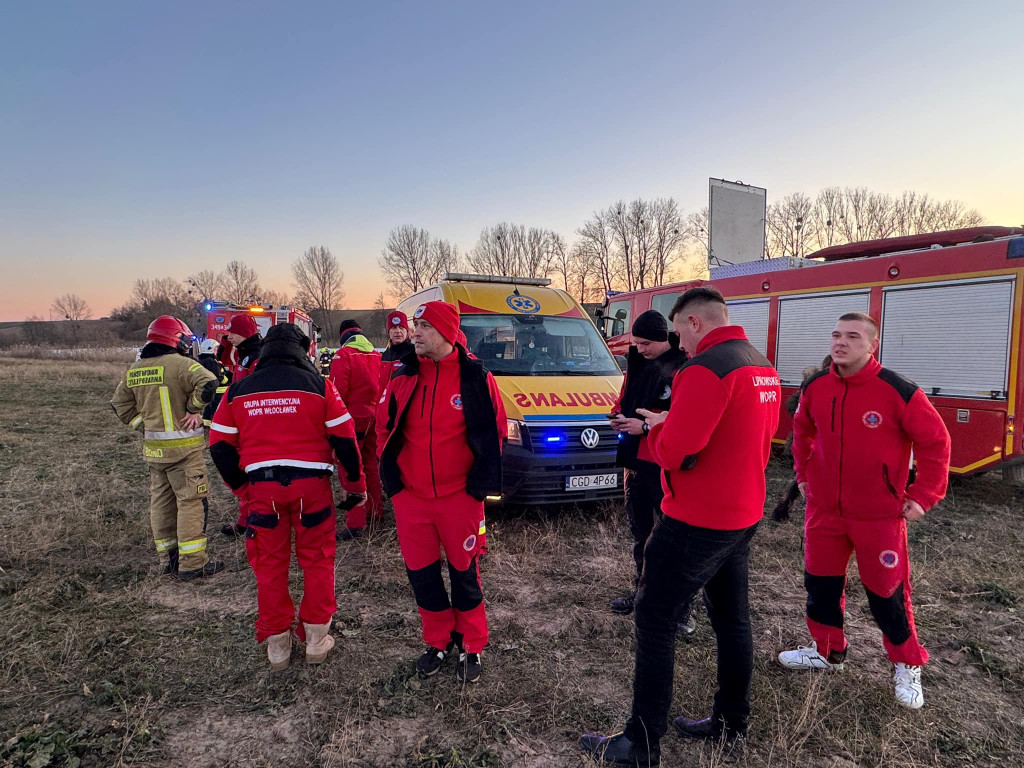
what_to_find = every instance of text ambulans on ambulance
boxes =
[398,273,624,505]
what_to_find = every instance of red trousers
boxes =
[804,507,928,665]
[393,490,488,653]
[345,427,383,530]
[243,475,337,643]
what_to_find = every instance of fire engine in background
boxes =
[202,301,319,357]
[397,273,624,505]
[597,226,1024,480]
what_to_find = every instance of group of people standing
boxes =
[112,284,952,761]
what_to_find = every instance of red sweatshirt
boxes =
[329,340,382,433]
[792,357,950,519]
[648,325,781,530]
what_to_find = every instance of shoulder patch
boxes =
[686,339,771,380]
[877,367,918,404]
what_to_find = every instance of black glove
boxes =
[338,493,365,512]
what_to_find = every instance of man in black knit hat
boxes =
[609,309,695,635]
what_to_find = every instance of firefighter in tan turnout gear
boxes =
[111,316,224,580]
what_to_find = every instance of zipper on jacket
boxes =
[837,383,848,516]
[882,464,898,499]
[420,385,427,418]
[428,366,439,498]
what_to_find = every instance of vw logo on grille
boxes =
[580,428,600,449]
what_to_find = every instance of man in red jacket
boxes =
[377,301,506,684]
[582,286,780,765]
[330,319,384,539]
[209,323,366,669]
[779,312,950,710]
[378,310,414,391]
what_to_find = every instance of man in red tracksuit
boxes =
[221,313,264,538]
[209,323,366,669]
[582,286,781,765]
[377,301,506,684]
[330,319,384,539]
[779,312,950,710]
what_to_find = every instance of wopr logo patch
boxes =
[879,549,899,569]
[862,411,883,429]
[414,305,426,318]
[450,393,463,410]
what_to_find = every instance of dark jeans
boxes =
[624,462,664,587]
[625,515,759,746]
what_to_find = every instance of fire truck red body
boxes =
[599,227,1024,476]
[203,301,317,356]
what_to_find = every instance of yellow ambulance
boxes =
[397,273,624,505]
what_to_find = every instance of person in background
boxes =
[378,311,414,390]
[220,314,263,538]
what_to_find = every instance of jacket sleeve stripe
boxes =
[210,422,239,434]
[325,413,352,428]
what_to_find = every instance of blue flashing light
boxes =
[205,303,212,311]
[546,435,562,443]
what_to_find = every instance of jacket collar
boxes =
[342,334,375,353]
[830,355,881,383]
[696,325,748,355]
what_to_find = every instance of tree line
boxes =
[379,186,985,302]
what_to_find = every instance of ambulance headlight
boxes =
[506,419,524,445]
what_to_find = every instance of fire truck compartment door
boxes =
[726,299,770,357]
[776,291,869,385]
[880,278,1014,398]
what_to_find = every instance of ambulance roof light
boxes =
[442,272,552,287]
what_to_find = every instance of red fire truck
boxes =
[202,301,318,355]
[597,226,1024,478]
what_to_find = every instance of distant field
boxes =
[1,357,1023,767]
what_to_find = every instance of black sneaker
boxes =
[673,715,746,755]
[221,523,247,538]
[415,642,454,678]
[676,601,697,637]
[610,592,636,615]
[456,651,482,684]
[175,561,226,582]
[336,526,363,542]
[579,731,660,766]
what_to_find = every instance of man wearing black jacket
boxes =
[609,310,694,634]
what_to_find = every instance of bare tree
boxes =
[52,293,92,321]
[186,270,225,303]
[223,260,261,304]
[765,193,815,259]
[261,288,290,306]
[292,246,345,339]
[576,210,618,295]
[379,225,460,296]
[467,223,557,280]
[649,198,686,286]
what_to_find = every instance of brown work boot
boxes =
[304,621,335,664]
[266,631,292,670]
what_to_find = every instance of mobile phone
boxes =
[606,413,621,419]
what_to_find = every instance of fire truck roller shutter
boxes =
[880,278,1014,398]
[725,299,770,357]
[776,291,870,386]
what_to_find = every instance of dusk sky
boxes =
[2,1,1022,321]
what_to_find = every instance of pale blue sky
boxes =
[2,0,1022,319]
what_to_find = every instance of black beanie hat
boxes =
[631,309,668,342]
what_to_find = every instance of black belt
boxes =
[246,466,331,485]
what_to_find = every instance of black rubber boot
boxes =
[176,561,226,582]
[162,547,179,575]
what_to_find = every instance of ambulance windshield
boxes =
[460,315,619,376]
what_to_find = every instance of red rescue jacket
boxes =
[231,334,262,384]
[648,325,781,530]
[377,346,507,500]
[329,335,382,434]
[209,342,365,494]
[792,357,950,519]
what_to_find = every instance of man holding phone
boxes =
[607,310,694,634]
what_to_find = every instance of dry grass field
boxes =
[2,357,1024,767]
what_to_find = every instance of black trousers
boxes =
[625,515,759,746]
[623,462,664,588]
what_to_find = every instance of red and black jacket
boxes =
[231,334,262,383]
[378,339,414,392]
[648,325,781,530]
[329,344,383,434]
[377,345,506,501]
[792,357,950,519]
[209,337,365,494]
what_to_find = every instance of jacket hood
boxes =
[342,334,376,353]
[256,323,316,374]
[140,342,182,359]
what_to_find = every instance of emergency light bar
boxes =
[442,272,552,287]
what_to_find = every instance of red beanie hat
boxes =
[413,301,461,346]
[386,310,409,331]
[227,313,260,338]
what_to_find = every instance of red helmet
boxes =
[147,315,193,353]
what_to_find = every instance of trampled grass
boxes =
[2,358,1023,767]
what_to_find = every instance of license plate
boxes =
[565,473,618,491]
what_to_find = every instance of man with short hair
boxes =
[778,312,950,710]
[608,310,694,635]
[581,286,780,765]
[377,301,506,684]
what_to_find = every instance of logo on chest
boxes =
[862,410,883,429]
[450,393,463,410]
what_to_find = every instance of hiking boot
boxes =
[161,548,179,575]
[266,631,292,670]
[672,716,746,756]
[415,641,454,678]
[578,731,660,766]
[893,663,924,709]
[336,526,363,542]
[221,523,247,538]
[611,592,636,615]
[175,561,225,582]
[456,651,482,684]
[303,621,335,664]
[778,641,845,671]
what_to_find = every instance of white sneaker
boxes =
[778,641,844,671]
[893,663,924,709]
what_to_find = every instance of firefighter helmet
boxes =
[198,339,218,355]
[147,316,193,354]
